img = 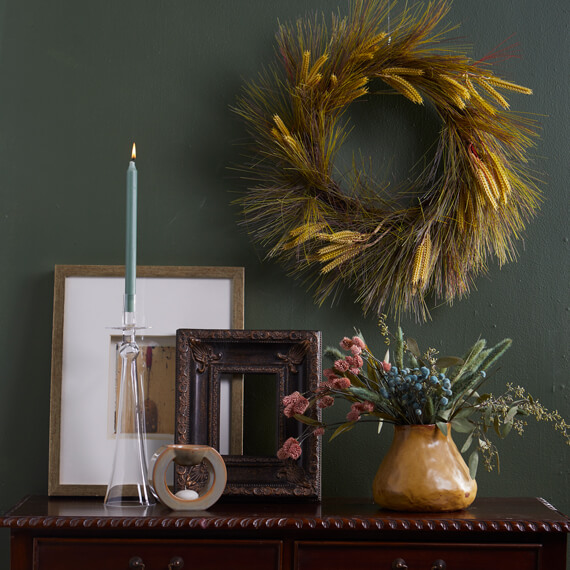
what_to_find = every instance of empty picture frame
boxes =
[175,329,322,501]
[48,265,244,496]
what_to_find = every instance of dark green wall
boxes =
[0,0,568,565]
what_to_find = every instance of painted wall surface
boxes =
[0,0,568,565]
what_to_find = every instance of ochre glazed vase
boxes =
[373,423,477,512]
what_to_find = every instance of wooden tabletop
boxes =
[2,496,569,534]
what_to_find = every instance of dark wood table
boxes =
[1,496,568,569]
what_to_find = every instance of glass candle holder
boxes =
[104,302,155,507]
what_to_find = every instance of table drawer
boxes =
[34,538,282,570]
[295,541,541,570]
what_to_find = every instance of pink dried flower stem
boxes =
[278,330,421,460]
[282,391,310,418]
[276,421,328,460]
[277,437,302,460]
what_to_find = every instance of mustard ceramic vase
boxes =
[373,424,477,512]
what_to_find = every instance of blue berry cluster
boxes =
[378,365,453,421]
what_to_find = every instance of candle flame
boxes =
[131,143,136,160]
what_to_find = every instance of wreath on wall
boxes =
[233,0,540,321]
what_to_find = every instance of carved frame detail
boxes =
[175,329,322,501]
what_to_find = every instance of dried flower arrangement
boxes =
[233,0,541,321]
[278,319,570,477]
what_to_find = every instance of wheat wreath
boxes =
[233,0,541,321]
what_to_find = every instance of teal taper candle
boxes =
[125,143,137,314]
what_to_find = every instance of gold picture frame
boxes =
[48,264,244,496]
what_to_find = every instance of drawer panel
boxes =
[34,538,282,570]
[295,541,541,570]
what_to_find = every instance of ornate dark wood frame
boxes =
[175,329,321,501]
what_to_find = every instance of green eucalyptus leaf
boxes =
[461,433,474,453]
[468,450,479,479]
[406,337,421,357]
[439,408,451,421]
[436,421,448,436]
[506,406,519,422]
[435,356,464,368]
[450,417,471,433]
[500,421,513,438]
[453,407,475,420]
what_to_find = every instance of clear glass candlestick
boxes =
[104,305,155,507]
